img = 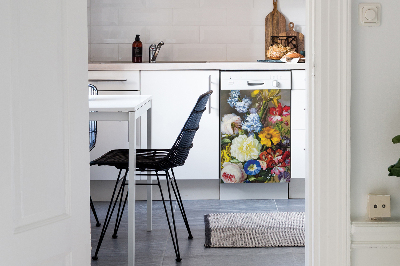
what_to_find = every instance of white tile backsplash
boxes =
[88,0,305,62]
[147,26,199,44]
[119,8,173,26]
[91,7,119,26]
[173,44,226,61]
[200,26,252,44]
[173,8,226,26]
[145,0,199,9]
[227,8,267,26]
[227,43,264,61]
[118,43,132,61]
[199,0,228,8]
[91,0,146,8]
[91,26,146,43]
[91,43,119,61]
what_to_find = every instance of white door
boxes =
[0,0,90,265]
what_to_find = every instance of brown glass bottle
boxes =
[132,35,142,63]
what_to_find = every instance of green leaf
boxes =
[221,138,231,145]
[230,158,241,163]
[388,159,400,177]
[247,176,256,181]
[392,135,400,144]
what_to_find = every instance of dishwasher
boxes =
[219,71,292,200]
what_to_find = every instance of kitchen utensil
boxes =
[279,22,304,52]
[265,0,287,59]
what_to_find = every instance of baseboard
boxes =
[90,178,305,201]
[289,178,305,198]
[351,220,400,266]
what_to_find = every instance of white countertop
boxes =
[89,62,306,71]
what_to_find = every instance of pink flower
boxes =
[258,160,267,170]
[221,162,247,183]
[268,103,290,123]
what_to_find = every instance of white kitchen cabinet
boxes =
[291,129,306,179]
[292,70,306,90]
[88,71,141,180]
[291,90,306,130]
[291,70,306,179]
[141,70,220,180]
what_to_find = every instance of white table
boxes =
[89,94,152,266]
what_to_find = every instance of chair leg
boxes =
[92,169,128,261]
[90,196,101,227]
[112,178,128,239]
[168,169,193,239]
[156,171,182,262]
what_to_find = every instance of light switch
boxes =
[359,3,381,26]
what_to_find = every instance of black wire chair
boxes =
[89,84,101,227]
[90,90,213,262]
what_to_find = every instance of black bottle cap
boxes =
[135,35,140,42]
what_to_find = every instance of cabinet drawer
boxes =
[291,129,306,179]
[292,70,306,90]
[291,90,306,130]
[88,71,140,91]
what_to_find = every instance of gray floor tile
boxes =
[91,199,305,266]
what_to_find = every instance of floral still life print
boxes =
[220,89,291,183]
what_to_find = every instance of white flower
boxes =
[231,135,262,162]
[221,113,241,135]
[221,162,247,183]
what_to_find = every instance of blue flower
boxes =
[242,113,262,133]
[278,171,291,182]
[243,160,261,175]
[227,97,238,108]
[230,90,240,98]
[234,96,252,113]
[227,90,240,108]
[227,91,252,113]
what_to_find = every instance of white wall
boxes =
[351,1,400,264]
[351,0,400,220]
[87,0,305,62]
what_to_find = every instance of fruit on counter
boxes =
[266,44,292,60]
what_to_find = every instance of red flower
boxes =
[259,148,290,171]
[268,103,290,123]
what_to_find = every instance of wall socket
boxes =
[367,194,391,220]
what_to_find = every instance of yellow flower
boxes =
[263,90,281,107]
[231,135,262,162]
[251,90,261,97]
[221,144,231,165]
[259,127,281,147]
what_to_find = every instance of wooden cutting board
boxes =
[279,22,304,52]
[265,0,286,59]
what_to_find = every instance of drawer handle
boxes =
[208,75,212,114]
[247,81,264,86]
[88,79,127,82]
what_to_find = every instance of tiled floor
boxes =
[91,199,305,266]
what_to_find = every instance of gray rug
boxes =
[204,212,305,248]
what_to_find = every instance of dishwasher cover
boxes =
[220,89,291,184]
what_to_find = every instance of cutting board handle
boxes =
[273,0,277,10]
[289,22,294,31]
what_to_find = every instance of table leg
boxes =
[146,106,153,231]
[128,112,136,266]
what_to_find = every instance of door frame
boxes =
[306,0,351,265]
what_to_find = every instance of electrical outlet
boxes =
[368,194,391,219]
